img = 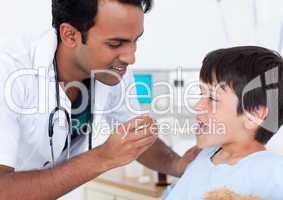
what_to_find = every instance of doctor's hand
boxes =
[97,115,158,169]
[174,146,202,177]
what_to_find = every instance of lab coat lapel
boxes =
[32,29,72,161]
[32,29,72,114]
[93,80,111,123]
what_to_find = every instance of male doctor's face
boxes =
[74,1,144,86]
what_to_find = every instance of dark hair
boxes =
[200,46,283,144]
[52,0,153,44]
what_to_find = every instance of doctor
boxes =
[0,0,200,199]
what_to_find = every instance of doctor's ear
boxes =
[59,23,81,48]
[243,106,269,131]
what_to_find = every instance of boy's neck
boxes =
[212,141,266,165]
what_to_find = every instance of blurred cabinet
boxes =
[116,197,130,200]
[84,187,115,200]
[83,180,161,200]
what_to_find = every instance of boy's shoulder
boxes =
[247,150,283,164]
[194,147,283,170]
[187,147,283,170]
[199,147,283,163]
[256,150,283,171]
[246,151,283,193]
[238,150,283,183]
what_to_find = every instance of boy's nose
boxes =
[194,98,207,114]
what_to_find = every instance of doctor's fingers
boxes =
[122,115,155,132]
[126,122,159,141]
[116,116,157,139]
[119,136,156,163]
[131,134,157,151]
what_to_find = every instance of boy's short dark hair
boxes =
[52,0,153,44]
[200,46,283,144]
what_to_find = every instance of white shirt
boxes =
[163,147,283,200]
[0,29,141,171]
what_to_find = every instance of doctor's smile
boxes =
[110,64,128,77]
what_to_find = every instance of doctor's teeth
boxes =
[113,66,122,70]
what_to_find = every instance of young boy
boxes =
[163,46,283,200]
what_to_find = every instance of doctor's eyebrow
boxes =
[106,31,144,43]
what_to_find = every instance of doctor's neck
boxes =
[55,44,90,103]
[55,44,90,84]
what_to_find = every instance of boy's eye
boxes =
[199,92,218,102]
[209,96,218,102]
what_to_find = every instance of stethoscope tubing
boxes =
[49,55,94,167]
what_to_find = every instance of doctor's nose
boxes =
[119,44,136,65]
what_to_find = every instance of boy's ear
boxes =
[243,106,269,131]
[59,23,81,48]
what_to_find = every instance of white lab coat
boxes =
[0,29,142,171]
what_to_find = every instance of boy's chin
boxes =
[196,135,226,148]
[196,140,220,149]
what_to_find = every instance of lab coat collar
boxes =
[32,28,58,71]
[31,28,72,113]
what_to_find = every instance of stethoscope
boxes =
[48,56,94,167]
